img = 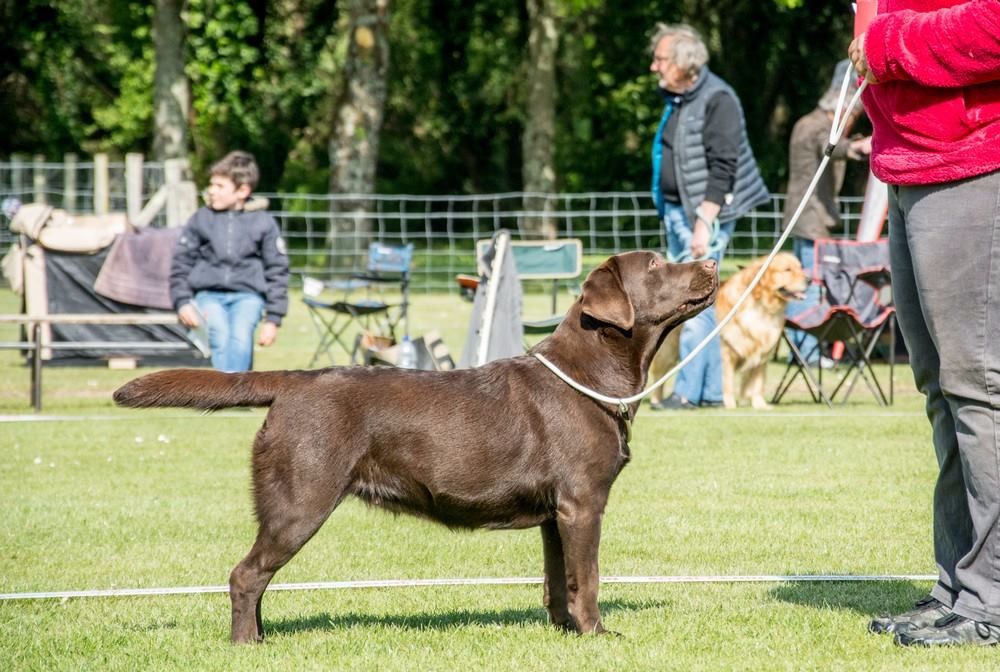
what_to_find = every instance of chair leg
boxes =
[306,309,340,368]
[771,355,804,405]
[829,322,891,406]
[771,332,831,406]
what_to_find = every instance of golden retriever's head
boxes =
[750,252,808,308]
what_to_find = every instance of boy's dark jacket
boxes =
[169,198,289,325]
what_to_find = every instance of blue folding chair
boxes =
[303,242,414,366]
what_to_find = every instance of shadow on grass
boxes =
[267,597,664,636]
[769,580,932,617]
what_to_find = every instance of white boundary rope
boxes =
[0,573,934,601]
[535,74,869,408]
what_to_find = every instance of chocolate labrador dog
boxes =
[114,251,718,643]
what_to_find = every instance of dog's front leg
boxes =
[541,519,574,631]
[746,363,771,410]
[556,505,607,635]
[721,347,738,409]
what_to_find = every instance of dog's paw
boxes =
[750,397,773,411]
[550,617,576,633]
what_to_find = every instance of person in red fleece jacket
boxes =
[850,0,1000,648]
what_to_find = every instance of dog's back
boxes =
[113,361,613,530]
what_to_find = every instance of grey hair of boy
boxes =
[210,151,260,190]
[649,23,709,79]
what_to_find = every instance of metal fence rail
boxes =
[0,159,867,293]
[214,191,866,292]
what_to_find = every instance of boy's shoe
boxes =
[869,595,950,635]
[650,393,698,411]
[895,612,1000,647]
[699,400,724,408]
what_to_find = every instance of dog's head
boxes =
[750,251,808,307]
[537,251,718,396]
[579,251,718,333]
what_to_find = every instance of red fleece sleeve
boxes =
[866,0,1000,87]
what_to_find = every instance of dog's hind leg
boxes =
[555,503,608,635]
[230,433,351,644]
[540,519,574,631]
[745,363,772,410]
[229,490,347,643]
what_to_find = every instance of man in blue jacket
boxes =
[170,151,289,372]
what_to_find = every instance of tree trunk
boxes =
[522,0,559,239]
[153,0,190,160]
[327,0,391,268]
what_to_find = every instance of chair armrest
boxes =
[523,315,563,335]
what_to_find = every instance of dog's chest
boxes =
[725,304,784,364]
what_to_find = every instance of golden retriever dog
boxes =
[648,252,807,410]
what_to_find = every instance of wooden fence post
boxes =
[64,153,78,213]
[93,153,110,215]
[164,158,197,227]
[33,155,46,204]
[125,153,144,224]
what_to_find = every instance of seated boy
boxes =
[169,151,289,372]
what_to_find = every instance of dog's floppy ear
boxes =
[580,258,635,330]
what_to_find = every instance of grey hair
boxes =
[649,23,709,78]
[818,88,841,112]
[818,60,859,112]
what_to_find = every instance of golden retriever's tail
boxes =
[113,369,317,410]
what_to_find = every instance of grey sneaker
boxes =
[869,595,951,635]
[895,612,1000,647]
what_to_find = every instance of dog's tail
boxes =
[113,369,317,410]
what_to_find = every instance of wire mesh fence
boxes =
[1,158,867,293]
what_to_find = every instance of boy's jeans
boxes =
[785,237,821,363]
[662,202,731,405]
[194,291,265,373]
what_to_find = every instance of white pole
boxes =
[125,153,144,224]
[477,231,509,367]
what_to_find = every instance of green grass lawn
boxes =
[3,288,993,670]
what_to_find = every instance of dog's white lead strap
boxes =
[535,71,869,409]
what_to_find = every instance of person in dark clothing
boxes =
[170,151,289,372]
[648,23,770,410]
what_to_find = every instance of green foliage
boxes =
[2,0,862,195]
[0,1,152,155]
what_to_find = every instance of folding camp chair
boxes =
[471,237,583,340]
[771,238,896,406]
[302,242,414,367]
